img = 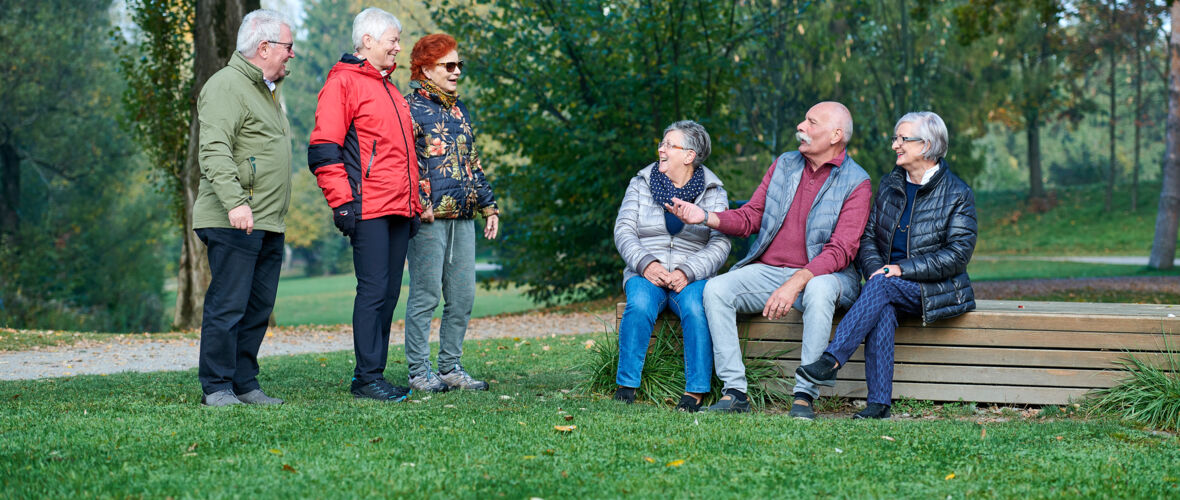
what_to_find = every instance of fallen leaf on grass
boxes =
[564,415,574,421]
[834,448,843,454]
[880,436,895,442]
[666,459,685,467]
[981,428,987,439]
[945,473,955,480]
[542,345,551,351]
[187,443,198,452]
[512,337,521,341]
[523,455,536,460]
[11,394,19,400]
[583,340,596,349]
[370,437,383,444]
[542,449,555,456]
[644,457,655,463]
[500,395,512,400]
[518,421,527,426]
[268,448,283,456]
[1056,436,1063,440]
[282,464,297,473]
[554,425,576,432]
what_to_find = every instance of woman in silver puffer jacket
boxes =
[612,120,731,412]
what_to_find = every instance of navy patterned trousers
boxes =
[824,275,922,405]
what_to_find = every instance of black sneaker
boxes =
[675,394,703,413]
[795,352,840,387]
[853,403,891,419]
[789,400,816,420]
[613,387,636,404]
[351,378,411,402]
[706,389,750,413]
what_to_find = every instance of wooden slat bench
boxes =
[615,300,1179,405]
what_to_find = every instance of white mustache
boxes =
[796,132,812,145]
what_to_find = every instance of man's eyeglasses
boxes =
[659,141,690,151]
[436,61,464,73]
[891,135,922,144]
[267,40,294,53]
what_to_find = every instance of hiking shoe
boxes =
[706,389,750,413]
[795,352,840,387]
[201,389,242,407]
[675,394,703,413]
[351,378,411,402]
[236,388,284,405]
[613,387,636,404]
[439,365,489,391]
[409,371,450,393]
[853,403,892,420]
[789,399,816,420]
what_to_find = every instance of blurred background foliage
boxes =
[0,0,1173,330]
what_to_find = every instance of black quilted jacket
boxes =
[858,159,978,323]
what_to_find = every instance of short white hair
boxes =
[895,111,949,160]
[236,9,291,58]
[352,7,402,52]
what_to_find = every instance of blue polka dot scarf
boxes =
[650,165,706,235]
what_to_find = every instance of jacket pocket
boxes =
[236,156,257,201]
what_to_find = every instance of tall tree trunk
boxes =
[1149,0,1180,270]
[1105,0,1117,214]
[1133,24,1143,211]
[1026,108,1047,201]
[0,137,18,241]
[173,0,259,330]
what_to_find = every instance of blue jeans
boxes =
[616,277,712,394]
[825,275,922,405]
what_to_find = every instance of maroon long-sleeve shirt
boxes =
[715,151,872,277]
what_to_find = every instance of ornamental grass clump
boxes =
[579,322,793,408]
[1089,340,1180,432]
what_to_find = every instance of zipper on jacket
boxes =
[382,79,417,214]
[367,140,377,179]
[247,156,257,201]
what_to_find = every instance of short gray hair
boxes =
[895,111,948,161]
[236,9,291,58]
[352,7,402,52]
[664,120,711,168]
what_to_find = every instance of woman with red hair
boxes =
[402,33,500,393]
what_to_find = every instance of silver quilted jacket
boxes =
[613,163,731,288]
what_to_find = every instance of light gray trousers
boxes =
[404,219,477,377]
[701,263,842,397]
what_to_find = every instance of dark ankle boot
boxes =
[853,402,892,419]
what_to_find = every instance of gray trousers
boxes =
[404,219,477,377]
[702,263,843,397]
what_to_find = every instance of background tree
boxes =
[1149,0,1179,270]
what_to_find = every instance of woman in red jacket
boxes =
[308,7,421,402]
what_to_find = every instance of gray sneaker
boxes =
[236,388,285,405]
[439,365,489,391]
[201,389,242,407]
[409,371,450,393]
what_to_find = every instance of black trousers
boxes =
[196,228,284,395]
[350,215,412,384]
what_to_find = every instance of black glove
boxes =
[333,202,357,238]
[409,214,422,239]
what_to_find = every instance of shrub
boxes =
[1088,344,1180,431]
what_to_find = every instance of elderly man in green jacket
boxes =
[193,9,294,407]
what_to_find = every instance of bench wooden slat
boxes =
[759,378,1093,405]
[763,360,1125,388]
[741,323,1171,350]
[745,340,1167,369]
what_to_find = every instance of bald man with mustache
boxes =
[666,101,872,417]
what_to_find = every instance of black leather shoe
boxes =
[613,387,636,404]
[795,352,840,387]
[350,378,411,402]
[675,394,703,413]
[706,389,750,413]
[853,403,892,419]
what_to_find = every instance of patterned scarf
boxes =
[411,79,459,109]
[650,165,706,235]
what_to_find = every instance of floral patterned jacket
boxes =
[405,82,498,220]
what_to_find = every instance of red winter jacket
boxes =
[308,54,421,219]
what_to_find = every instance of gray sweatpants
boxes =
[404,218,477,378]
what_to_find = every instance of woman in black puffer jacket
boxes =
[795,111,977,419]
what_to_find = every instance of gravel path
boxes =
[0,311,614,381]
[973,276,1180,299]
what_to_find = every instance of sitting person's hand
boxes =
[666,269,689,292]
[643,261,672,287]
[664,197,706,224]
[870,264,902,278]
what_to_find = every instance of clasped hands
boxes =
[642,261,690,293]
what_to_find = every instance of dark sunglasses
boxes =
[435,61,464,73]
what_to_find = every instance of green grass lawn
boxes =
[966,259,1179,281]
[2,334,1178,498]
[975,182,1173,255]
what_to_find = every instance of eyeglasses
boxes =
[267,40,294,53]
[435,61,464,73]
[659,141,691,152]
[891,135,922,145]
